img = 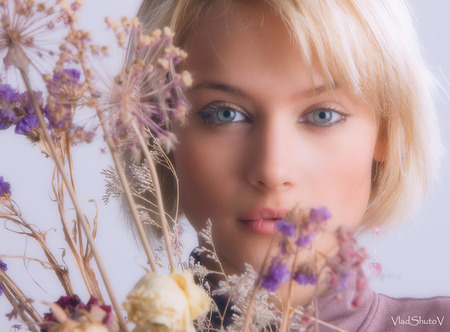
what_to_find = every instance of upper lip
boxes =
[238,207,290,221]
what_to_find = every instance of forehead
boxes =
[184,0,328,98]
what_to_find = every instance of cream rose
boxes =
[73,323,110,332]
[124,271,210,332]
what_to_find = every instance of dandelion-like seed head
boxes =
[101,18,191,155]
[0,0,63,73]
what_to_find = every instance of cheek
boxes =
[172,130,237,230]
[319,126,377,228]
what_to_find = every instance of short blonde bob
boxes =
[134,0,441,230]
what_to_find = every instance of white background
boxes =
[1,0,449,330]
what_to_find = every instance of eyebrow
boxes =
[189,81,338,98]
[189,82,246,96]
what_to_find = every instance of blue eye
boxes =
[199,104,248,126]
[217,108,236,122]
[301,108,346,127]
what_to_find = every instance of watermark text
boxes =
[391,315,445,327]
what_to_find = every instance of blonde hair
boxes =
[135,0,442,230]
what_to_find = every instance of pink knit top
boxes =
[317,275,450,331]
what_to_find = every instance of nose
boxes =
[245,117,297,191]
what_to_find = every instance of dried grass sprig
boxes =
[1,198,73,296]
[16,67,129,331]
[280,245,300,331]
[242,235,278,331]
[0,268,41,331]
[51,172,103,302]
[292,307,348,332]
[131,120,176,271]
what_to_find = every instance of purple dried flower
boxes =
[0,260,7,271]
[309,206,331,224]
[46,68,84,102]
[276,220,296,237]
[296,234,314,247]
[0,84,20,103]
[329,270,351,291]
[41,295,85,329]
[0,177,11,197]
[41,295,116,331]
[326,228,368,294]
[260,260,290,292]
[6,309,18,321]
[54,68,81,82]
[19,91,43,115]
[293,272,317,286]
[0,259,6,296]
[0,85,20,130]
[42,104,67,129]
[15,114,39,135]
[339,271,351,289]
[0,107,17,130]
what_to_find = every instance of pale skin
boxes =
[172,0,384,304]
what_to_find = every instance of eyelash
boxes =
[199,103,249,127]
[198,103,348,127]
[299,107,349,128]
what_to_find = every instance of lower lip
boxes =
[240,219,278,235]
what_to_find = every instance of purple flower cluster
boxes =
[0,260,7,272]
[326,227,367,296]
[0,85,19,130]
[0,176,11,197]
[45,68,83,129]
[275,220,296,237]
[296,207,331,248]
[310,206,332,224]
[293,271,317,285]
[0,84,41,136]
[260,260,290,292]
[277,207,331,249]
[15,114,39,135]
[0,71,93,143]
[260,207,332,292]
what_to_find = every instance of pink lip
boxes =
[238,207,289,235]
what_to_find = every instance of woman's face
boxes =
[172,0,384,275]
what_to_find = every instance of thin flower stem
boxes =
[243,235,278,331]
[293,308,348,332]
[64,129,85,256]
[18,68,130,332]
[53,178,104,301]
[96,114,159,272]
[1,269,42,330]
[132,121,176,272]
[1,203,74,296]
[67,22,159,274]
[280,246,301,331]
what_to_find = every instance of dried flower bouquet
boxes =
[0,1,368,331]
